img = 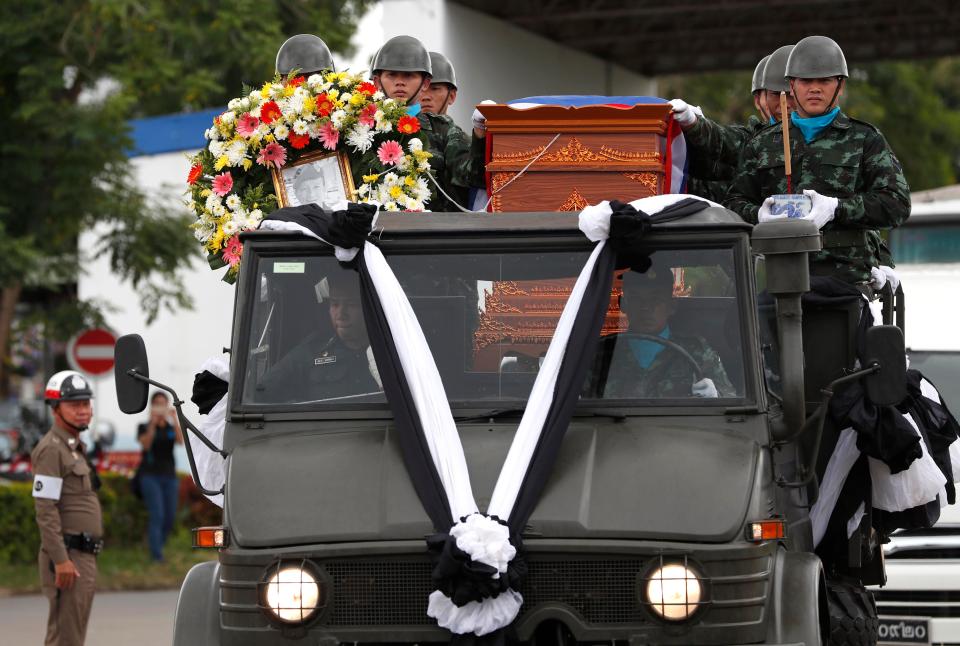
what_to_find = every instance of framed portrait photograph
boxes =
[271,150,356,209]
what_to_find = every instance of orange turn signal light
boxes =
[193,526,228,549]
[746,519,785,542]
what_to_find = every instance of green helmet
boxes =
[371,35,432,76]
[276,34,335,76]
[751,55,770,93]
[761,45,794,93]
[428,51,457,89]
[786,35,848,79]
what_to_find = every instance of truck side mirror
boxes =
[863,325,907,407]
[114,334,150,414]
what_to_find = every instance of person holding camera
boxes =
[137,391,183,562]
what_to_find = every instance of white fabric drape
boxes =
[188,355,230,507]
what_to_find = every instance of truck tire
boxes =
[824,579,878,646]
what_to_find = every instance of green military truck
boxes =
[115,205,905,645]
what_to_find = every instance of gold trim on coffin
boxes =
[492,136,662,165]
[558,188,589,211]
[622,171,659,192]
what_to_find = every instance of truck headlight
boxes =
[645,563,702,621]
[263,564,322,623]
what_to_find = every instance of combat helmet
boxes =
[751,55,770,94]
[428,52,457,89]
[371,35,432,76]
[761,46,794,93]
[276,34,335,76]
[785,35,848,79]
[45,370,94,405]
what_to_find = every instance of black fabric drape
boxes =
[263,203,376,246]
[357,254,455,532]
[191,370,228,415]
[902,370,959,504]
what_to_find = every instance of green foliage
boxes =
[661,58,960,192]
[0,480,41,565]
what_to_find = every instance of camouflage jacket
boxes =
[419,113,486,213]
[596,333,736,399]
[725,112,910,282]
[685,115,767,204]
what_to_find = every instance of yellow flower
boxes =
[325,72,338,83]
[283,85,296,97]
[404,176,415,187]
[327,88,339,100]
[208,229,226,252]
[214,155,229,171]
[362,173,380,183]
[389,185,403,199]
[260,82,272,98]
[413,150,431,162]
[200,189,212,197]
[242,158,253,171]
[349,93,365,106]
[302,96,316,113]
[265,134,275,143]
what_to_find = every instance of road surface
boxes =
[0,589,177,645]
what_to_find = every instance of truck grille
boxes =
[220,548,772,633]
[875,590,960,618]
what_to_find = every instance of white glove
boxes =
[472,99,496,132]
[757,196,779,222]
[691,377,719,398]
[668,98,701,128]
[879,265,900,291]
[869,266,887,290]
[802,189,838,229]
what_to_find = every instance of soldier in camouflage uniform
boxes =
[726,36,910,283]
[590,266,735,399]
[371,36,485,212]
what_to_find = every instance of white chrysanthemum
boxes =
[408,199,425,211]
[225,194,241,211]
[292,119,309,135]
[346,124,374,153]
[273,124,289,140]
[222,220,239,236]
[249,208,263,221]
[330,109,347,129]
[357,183,370,197]
[418,160,431,172]
[248,90,261,103]
[205,193,222,211]
[376,93,388,102]
[213,204,227,218]
[339,74,356,87]
[255,123,270,138]
[408,138,423,152]
[306,74,324,89]
[340,92,352,104]
[383,172,399,186]
[395,155,410,172]
[384,201,399,211]
[226,140,247,166]
[231,209,247,225]
[287,90,307,114]
[205,127,219,141]
[375,120,392,133]
[307,122,321,138]
[414,178,430,201]
[250,105,262,119]
[200,210,217,225]
[209,140,225,158]
[327,88,339,99]
[239,98,251,112]
[193,223,214,242]
[374,110,385,122]
[227,98,242,111]
[220,111,236,125]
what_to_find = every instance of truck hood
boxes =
[227,421,760,547]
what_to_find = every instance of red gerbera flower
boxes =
[260,100,282,125]
[285,75,305,87]
[359,103,377,127]
[315,93,333,117]
[288,132,310,149]
[187,163,203,185]
[357,81,376,95]
[397,115,421,135]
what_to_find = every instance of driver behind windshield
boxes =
[593,265,735,399]
[258,272,382,403]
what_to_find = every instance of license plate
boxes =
[878,616,930,645]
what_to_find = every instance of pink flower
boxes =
[319,121,339,150]
[359,103,377,127]
[212,172,233,196]
[377,140,404,166]
[236,113,260,138]
[256,142,286,168]
[222,235,243,267]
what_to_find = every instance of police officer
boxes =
[275,33,335,76]
[726,35,910,284]
[32,370,103,646]
[670,52,779,203]
[420,51,457,116]
[258,272,381,403]
[369,35,485,212]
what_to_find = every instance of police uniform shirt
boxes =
[31,425,103,564]
[259,331,381,403]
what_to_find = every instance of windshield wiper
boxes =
[454,408,526,423]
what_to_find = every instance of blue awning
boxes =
[128,107,223,157]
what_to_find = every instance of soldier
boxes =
[370,35,485,212]
[725,35,910,284]
[588,266,735,399]
[259,271,381,403]
[275,33,335,76]
[420,51,457,116]
[32,370,103,646]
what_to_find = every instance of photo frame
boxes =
[271,150,356,209]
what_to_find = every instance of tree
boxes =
[0,0,372,393]
[660,58,960,193]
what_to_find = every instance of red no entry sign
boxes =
[67,328,118,376]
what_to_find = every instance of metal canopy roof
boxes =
[450,0,960,75]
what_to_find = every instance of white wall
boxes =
[897,265,960,351]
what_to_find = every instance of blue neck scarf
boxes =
[768,115,777,126]
[406,103,422,118]
[791,107,840,143]
[628,325,671,369]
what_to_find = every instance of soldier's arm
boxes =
[834,131,911,229]
[723,142,764,223]
[445,124,486,190]
[31,444,69,564]
[699,342,737,398]
[685,118,752,173]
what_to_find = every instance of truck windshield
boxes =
[240,244,747,407]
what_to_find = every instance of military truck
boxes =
[115,205,906,645]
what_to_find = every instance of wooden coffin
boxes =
[477,103,673,212]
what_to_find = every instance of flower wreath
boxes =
[186,70,433,280]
